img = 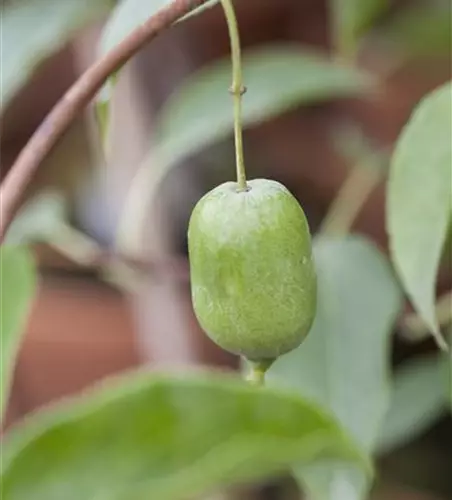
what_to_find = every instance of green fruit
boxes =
[188,178,317,361]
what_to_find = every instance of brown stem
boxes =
[0,0,210,243]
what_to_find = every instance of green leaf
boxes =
[155,44,373,168]
[268,236,402,500]
[5,191,68,245]
[377,355,449,454]
[96,0,219,127]
[331,0,388,56]
[0,246,37,421]
[99,0,219,58]
[1,371,368,500]
[375,0,451,58]
[95,98,111,146]
[387,82,452,350]
[1,0,113,106]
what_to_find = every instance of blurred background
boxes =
[1,1,451,499]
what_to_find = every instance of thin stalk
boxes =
[320,164,381,237]
[330,0,356,64]
[221,0,247,191]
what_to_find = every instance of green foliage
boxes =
[1,0,113,106]
[155,45,373,168]
[377,0,451,58]
[377,354,449,454]
[99,0,219,57]
[97,0,220,130]
[6,191,67,245]
[331,0,388,57]
[1,372,367,500]
[95,97,113,146]
[268,236,402,500]
[0,246,37,421]
[387,82,452,349]
[4,190,102,266]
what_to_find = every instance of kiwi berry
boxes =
[188,178,317,362]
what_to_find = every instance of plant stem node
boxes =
[229,85,247,96]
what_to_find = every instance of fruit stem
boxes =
[244,358,275,386]
[221,0,247,191]
[330,0,358,64]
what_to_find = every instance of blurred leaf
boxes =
[377,355,448,454]
[5,191,103,267]
[332,123,389,173]
[95,71,119,149]
[99,0,219,57]
[387,82,452,350]
[1,0,112,106]
[5,191,68,245]
[95,98,111,145]
[1,371,368,500]
[0,246,37,421]
[376,0,451,58]
[268,236,402,500]
[331,0,388,56]
[449,346,452,410]
[96,0,219,128]
[156,44,373,167]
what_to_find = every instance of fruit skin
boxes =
[188,178,317,361]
